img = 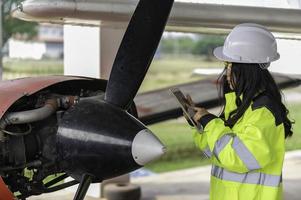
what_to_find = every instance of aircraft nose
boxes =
[131,129,166,166]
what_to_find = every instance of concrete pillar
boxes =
[100,27,125,79]
[64,25,101,78]
[64,25,125,79]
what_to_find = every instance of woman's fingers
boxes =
[193,111,203,122]
[193,107,205,112]
[192,107,210,121]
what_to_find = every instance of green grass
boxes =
[145,119,211,173]
[146,156,211,173]
[140,55,220,92]
[285,103,301,150]
[3,58,63,80]
[1,56,219,87]
[148,120,198,160]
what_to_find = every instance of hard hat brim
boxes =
[213,46,280,63]
[213,46,245,63]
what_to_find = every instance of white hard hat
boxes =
[213,23,280,64]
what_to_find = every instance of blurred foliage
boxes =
[160,34,224,61]
[140,55,220,92]
[192,35,225,60]
[285,103,301,150]
[146,119,211,172]
[2,0,38,44]
[160,36,195,54]
[3,58,63,80]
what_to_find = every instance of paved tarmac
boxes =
[29,150,301,200]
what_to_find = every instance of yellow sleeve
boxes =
[194,108,278,173]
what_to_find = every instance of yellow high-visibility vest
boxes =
[194,92,285,200]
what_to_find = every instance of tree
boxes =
[0,0,38,79]
[160,36,195,55]
[192,35,224,60]
[3,0,38,43]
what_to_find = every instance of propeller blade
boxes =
[73,174,92,200]
[105,0,174,109]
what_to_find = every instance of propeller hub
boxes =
[132,129,166,166]
[57,98,165,181]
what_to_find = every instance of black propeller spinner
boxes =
[57,0,174,199]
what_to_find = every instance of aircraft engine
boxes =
[0,78,164,199]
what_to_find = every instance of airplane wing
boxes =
[12,0,301,39]
[136,73,301,125]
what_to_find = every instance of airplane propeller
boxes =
[105,0,174,110]
[56,0,175,199]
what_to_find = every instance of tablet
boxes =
[169,88,203,132]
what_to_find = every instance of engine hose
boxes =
[0,96,78,137]
[3,99,58,125]
[0,99,58,137]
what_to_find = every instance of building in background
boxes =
[7,24,63,60]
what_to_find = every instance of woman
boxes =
[190,23,293,200]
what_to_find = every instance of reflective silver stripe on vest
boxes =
[203,146,212,158]
[232,136,261,170]
[213,134,233,159]
[213,134,261,171]
[211,165,282,187]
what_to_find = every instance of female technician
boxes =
[190,23,293,200]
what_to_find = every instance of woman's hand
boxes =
[192,107,210,122]
[186,94,210,122]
